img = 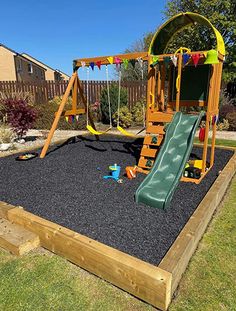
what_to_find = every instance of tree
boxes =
[121,32,154,81]
[163,0,236,82]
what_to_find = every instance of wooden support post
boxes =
[77,76,99,140]
[175,54,182,112]
[40,73,76,158]
[146,60,155,127]
[72,74,78,111]
[160,64,165,111]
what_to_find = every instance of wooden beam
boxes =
[0,217,40,255]
[6,208,172,311]
[159,151,236,295]
[40,73,77,158]
[74,52,149,68]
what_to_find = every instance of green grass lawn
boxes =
[0,170,235,310]
[194,137,236,148]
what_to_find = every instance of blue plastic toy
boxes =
[103,164,121,182]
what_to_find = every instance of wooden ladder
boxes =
[137,111,173,174]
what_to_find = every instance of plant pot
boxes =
[0,143,12,151]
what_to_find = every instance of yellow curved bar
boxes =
[149,12,225,56]
[117,126,135,137]
[86,125,111,135]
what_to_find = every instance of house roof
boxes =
[0,43,46,71]
[22,53,70,77]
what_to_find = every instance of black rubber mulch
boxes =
[0,135,233,265]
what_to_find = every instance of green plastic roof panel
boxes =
[149,12,225,56]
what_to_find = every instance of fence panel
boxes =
[0,80,147,109]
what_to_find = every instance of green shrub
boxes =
[33,96,86,130]
[112,106,132,128]
[226,112,236,131]
[100,83,127,124]
[216,119,230,131]
[131,99,146,126]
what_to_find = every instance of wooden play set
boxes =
[40,12,225,187]
[1,12,236,311]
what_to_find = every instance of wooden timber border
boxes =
[0,143,235,310]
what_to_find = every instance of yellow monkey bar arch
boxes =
[149,12,225,56]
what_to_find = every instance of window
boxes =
[17,59,22,72]
[27,63,33,74]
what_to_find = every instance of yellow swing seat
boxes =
[86,125,111,135]
[117,125,135,137]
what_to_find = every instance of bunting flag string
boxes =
[163,56,170,68]
[90,62,95,71]
[170,55,178,67]
[114,57,121,71]
[137,57,143,68]
[152,55,159,65]
[122,59,129,69]
[192,53,200,67]
[182,53,190,66]
[81,61,86,70]
[107,56,113,64]
[96,61,102,70]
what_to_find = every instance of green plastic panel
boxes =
[170,65,211,101]
[135,112,203,210]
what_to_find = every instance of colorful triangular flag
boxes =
[107,56,113,64]
[96,61,102,70]
[152,56,159,64]
[170,55,178,67]
[122,59,129,69]
[137,57,143,68]
[164,56,170,68]
[182,53,190,65]
[65,116,69,122]
[81,61,86,69]
[192,53,200,67]
[114,57,121,70]
[90,62,95,70]
[76,115,79,121]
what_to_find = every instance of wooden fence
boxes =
[0,80,147,109]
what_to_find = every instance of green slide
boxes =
[136,112,203,210]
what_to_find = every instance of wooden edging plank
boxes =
[4,208,172,311]
[159,151,236,295]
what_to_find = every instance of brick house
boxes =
[21,53,70,81]
[0,44,69,82]
[0,44,46,82]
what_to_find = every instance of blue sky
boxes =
[1,0,166,80]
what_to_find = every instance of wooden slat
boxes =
[140,147,157,158]
[138,158,154,169]
[0,217,40,255]
[146,125,165,135]
[57,109,85,117]
[143,135,163,146]
[148,112,173,123]
[6,208,172,310]
[159,152,236,295]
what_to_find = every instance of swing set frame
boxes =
[40,51,148,158]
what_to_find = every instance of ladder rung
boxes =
[146,125,165,135]
[140,147,157,158]
[143,135,163,146]
[138,158,154,169]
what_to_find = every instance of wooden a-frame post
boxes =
[40,71,97,158]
